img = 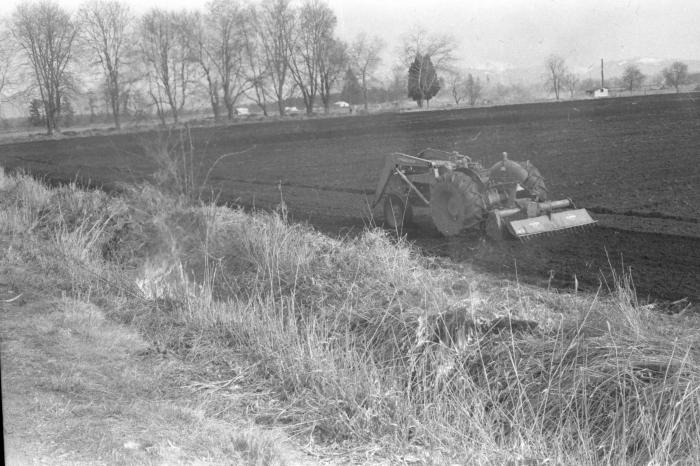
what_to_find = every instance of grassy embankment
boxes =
[1,140,699,464]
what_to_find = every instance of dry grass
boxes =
[1,293,296,465]
[2,163,699,464]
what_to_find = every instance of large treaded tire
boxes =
[429,171,485,236]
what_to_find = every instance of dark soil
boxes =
[1,92,699,301]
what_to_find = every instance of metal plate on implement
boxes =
[507,209,596,239]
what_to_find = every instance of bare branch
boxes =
[255,0,295,116]
[286,0,337,115]
[139,8,197,124]
[12,1,78,134]
[78,0,132,128]
[544,54,567,101]
[399,26,458,71]
[349,32,384,111]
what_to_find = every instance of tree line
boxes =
[0,0,695,135]
[0,0,485,134]
[0,0,393,134]
[544,54,691,100]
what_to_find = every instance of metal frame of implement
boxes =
[374,148,596,240]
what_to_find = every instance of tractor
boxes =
[373,148,595,240]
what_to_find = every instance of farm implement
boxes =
[373,148,595,240]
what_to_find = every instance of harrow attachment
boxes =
[495,201,596,241]
[373,148,596,239]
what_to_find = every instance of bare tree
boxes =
[78,0,132,129]
[349,33,384,111]
[399,26,457,71]
[465,73,482,106]
[446,70,465,104]
[385,64,406,102]
[663,61,688,93]
[85,89,99,122]
[621,65,645,91]
[208,0,251,119]
[256,0,295,116]
[563,72,579,98]
[240,5,271,116]
[189,10,220,120]
[189,2,251,120]
[287,0,337,115]
[545,54,567,100]
[579,77,597,92]
[318,38,347,113]
[0,25,19,117]
[139,9,196,124]
[13,1,78,135]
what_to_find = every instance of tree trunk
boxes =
[204,72,220,121]
[110,93,121,129]
[211,99,220,121]
[303,92,314,115]
[277,100,285,116]
[44,102,52,135]
[113,108,121,129]
[252,83,268,116]
[109,74,121,129]
[362,74,368,111]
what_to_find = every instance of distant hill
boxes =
[463,57,700,87]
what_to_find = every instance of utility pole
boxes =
[601,58,605,88]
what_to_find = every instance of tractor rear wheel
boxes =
[430,171,485,236]
[384,193,413,230]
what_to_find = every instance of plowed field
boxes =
[2,92,699,301]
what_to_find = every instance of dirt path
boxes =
[0,261,316,465]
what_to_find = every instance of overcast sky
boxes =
[2,0,699,72]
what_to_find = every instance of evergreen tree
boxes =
[28,99,45,127]
[407,54,440,108]
[340,68,362,105]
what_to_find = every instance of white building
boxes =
[585,88,609,98]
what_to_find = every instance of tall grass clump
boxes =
[2,164,699,464]
[141,126,243,203]
[0,166,52,234]
[105,187,700,463]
